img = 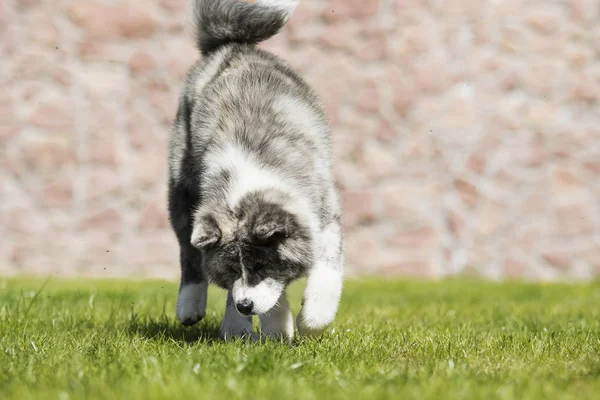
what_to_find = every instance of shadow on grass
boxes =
[125,314,309,348]
[126,313,222,345]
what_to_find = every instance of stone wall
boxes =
[1,0,599,280]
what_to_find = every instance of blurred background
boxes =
[0,0,599,281]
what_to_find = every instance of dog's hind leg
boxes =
[259,290,294,340]
[296,221,344,336]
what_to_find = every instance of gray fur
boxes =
[169,0,344,338]
[193,0,294,56]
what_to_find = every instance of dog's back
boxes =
[170,0,335,224]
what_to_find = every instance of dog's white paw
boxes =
[296,302,337,337]
[259,293,294,340]
[176,282,208,326]
[296,266,342,337]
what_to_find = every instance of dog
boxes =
[168,0,344,340]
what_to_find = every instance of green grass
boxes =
[1,278,600,400]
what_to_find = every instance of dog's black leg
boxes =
[167,93,208,326]
[169,180,208,326]
[176,244,208,326]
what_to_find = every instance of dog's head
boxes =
[191,190,314,315]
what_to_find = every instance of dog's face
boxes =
[191,192,313,315]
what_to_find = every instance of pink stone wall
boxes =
[1,0,599,280]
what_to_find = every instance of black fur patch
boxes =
[199,195,311,290]
[168,96,205,285]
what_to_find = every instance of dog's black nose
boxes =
[236,299,254,316]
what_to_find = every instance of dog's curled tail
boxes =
[193,0,299,56]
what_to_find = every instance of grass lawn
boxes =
[1,277,599,400]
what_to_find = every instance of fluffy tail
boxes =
[193,0,299,56]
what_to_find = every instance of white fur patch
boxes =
[203,145,318,237]
[297,266,343,336]
[176,282,208,324]
[232,277,284,315]
[297,222,344,336]
[259,291,294,340]
[221,291,255,340]
[204,144,295,207]
[318,222,343,261]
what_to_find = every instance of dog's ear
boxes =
[251,205,297,243]
[191,215,222,249]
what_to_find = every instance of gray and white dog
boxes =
[168,0,344,340]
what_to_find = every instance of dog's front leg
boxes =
[170,171,208,326]
[176,243,209,326]
[221,291,255,340]
[296,222,344,337]
[259,291,294,340]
